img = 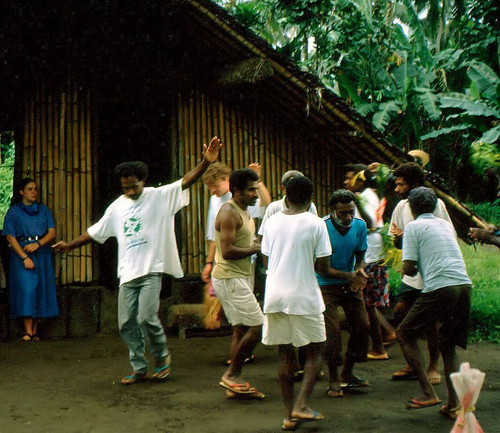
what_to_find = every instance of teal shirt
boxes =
[316,216,367,286]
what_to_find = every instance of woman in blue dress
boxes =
[2,178,58,341]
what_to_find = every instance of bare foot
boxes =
[367,350,389,360]
[383,333,397,345]
[326,382,344,398]
[406,395,442,409]
[427,369,442,385]
[221,374,251,391]
[291,406,325,421]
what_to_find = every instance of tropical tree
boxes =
[215,0,500,199]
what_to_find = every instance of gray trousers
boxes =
[118,273,168,374]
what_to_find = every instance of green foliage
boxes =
[465,200,500,226]
[461,243,500,343]
[216,0,499,198]
[0,132,15,229]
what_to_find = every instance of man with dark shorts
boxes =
[316,189,370,398]
[389,162,451,383]
[397,187,472,417]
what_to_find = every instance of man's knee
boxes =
[396,326,412,345]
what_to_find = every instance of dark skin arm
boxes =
[53,231,93,253]
[355,194,374,230]
[403,260,418,277]
[215,204,260,260]
[181,137,222,190]
[315,250,368,292]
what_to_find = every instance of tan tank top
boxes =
[212,199,255,279]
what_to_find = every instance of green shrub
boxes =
[466,200,500,226]
[0,132,15,229]
[386,242,499,343]
[462,242,500,343]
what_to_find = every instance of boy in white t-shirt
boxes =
[53,137,222,385]
[261,176,331,431]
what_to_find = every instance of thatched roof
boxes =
[179,0,489,238]
[0,0,488,239]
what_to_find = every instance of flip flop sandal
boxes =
[406,398,442,410]
[31,334,41,342]
[282,418,300,431]
[290,410,325,422]
[121,372,147,385]
[340,375,369,388]
[18,333,32,342]
[152,365,170,381]
[219,381,254,394]
[326,385,344,398]
[439,405,461,420]
[391,368,417,381]
[225,388,265,400]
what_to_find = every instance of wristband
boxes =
[22,256,29,261]
[206,261,213,265]
[36,240,42,247]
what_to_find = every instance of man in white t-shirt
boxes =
[389,162,451,384]
[53,137,222,385]
[257,170,318,378]
[261,176,331,430]
[201,162,271,282]
[398,187,471,415]
[345,164,392,361]
[257,170,317,242]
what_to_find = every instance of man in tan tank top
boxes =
[212,169,264,397]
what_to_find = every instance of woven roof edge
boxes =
[182,0,490,234]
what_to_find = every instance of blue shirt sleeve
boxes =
[41,204,56,229]
[2,206,17,237]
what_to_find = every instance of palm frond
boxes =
[373,101,400,131]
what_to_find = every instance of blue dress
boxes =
[2,202,59,319]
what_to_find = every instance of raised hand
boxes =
[202,137,223,164]
[248,163,262,178]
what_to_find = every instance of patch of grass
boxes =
[386,242,499,343]
[461,242,500,343]
[465,200,500,226]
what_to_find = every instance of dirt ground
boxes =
[0,332,498,433]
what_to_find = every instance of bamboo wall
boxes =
[22,85,93,285]
[20,86,342,283]
[172,90,343,275]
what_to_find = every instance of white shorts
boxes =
[212,277,264,327]
[262,312,326,347]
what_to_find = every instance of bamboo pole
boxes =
[85,90,93,281]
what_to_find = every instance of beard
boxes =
[333,215,352,228]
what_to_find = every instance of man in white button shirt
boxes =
[389,162,451,384]
[398,187,471,416]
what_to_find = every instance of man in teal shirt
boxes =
[317,189,369,398]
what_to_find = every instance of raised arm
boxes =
[216,206,260,260]
[248,163,271,206]
[181,137,223,190]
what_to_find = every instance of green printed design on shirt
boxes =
[123,216,142,237]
